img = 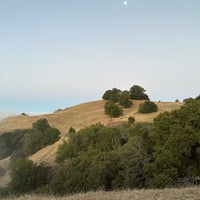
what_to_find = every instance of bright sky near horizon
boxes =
[0,0,200,118]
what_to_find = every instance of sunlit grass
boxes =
[3,187,200,200]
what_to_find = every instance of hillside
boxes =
[0,100,182,164]
[0,100,182,135]
[0,100,182,187]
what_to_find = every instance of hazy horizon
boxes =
[1,0,199,116]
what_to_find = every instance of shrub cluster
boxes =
[138,101,158,113]
[51,122,152,194]
[102,84,150,117]
[0,118,60,160]
[102,85,149,103]
[104,101,123,118]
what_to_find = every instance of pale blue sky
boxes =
[0,0,200,117]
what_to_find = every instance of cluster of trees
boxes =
[50,122,153,194]
[0,118,60,160]
[102,85,150,117]
[9,158,52,194]
[0,119,60,196]
[1,95,200,196]
[102,85,149,103]
[104,101,123,118]
[103,85,157,117]
[138,101,158,113]
[144,97,200,187]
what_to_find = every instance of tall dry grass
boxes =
[2,187,200,200]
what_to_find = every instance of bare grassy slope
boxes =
[5,187,200,200]
[0,100,182,135]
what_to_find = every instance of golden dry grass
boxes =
[0,100,182,136]
[3,187,200,200]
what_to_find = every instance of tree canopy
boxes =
[102,84,150,102]
[138,101,158,113]
[0,118,60,160]
[129,85,149,100]
[104,101,123,118]
[144,98,200,188]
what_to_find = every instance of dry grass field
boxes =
[0,100,182,136]
[3,187,200,200]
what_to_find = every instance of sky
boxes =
[0,0,200,119]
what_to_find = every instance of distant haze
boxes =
[0,110,19,121]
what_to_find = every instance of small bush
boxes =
[119,91,132,108]
[128,116,135,124]
[104,101,123,118]
[138,101,158,113]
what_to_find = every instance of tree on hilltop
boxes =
[138,101,158,113]
[129,85,149,100]
[119,91,132,108]
[102,88,121,103]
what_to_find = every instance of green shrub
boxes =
[138,101,158,113]
[9,158,52,194]
[0,119,60,160]
[0,129,27,160]
[119,91,132,108]
[56,123,122,164]
[32,118,50,132]
[129,85,149,100]
[52,122,153,195]
[144,98,200,188]
[128,116,135,124]
[104,101,123,118]
[102,88,121,103]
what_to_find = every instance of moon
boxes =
[123,1,128,5]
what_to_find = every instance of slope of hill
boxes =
[0,100,182,187]
[0,100,182,136]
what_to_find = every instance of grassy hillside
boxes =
[0,100,182,187]
[0,100,182,135]
[4,187,200,200]
[0,100,182,165]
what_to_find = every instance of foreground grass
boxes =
[2,187,200,200]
